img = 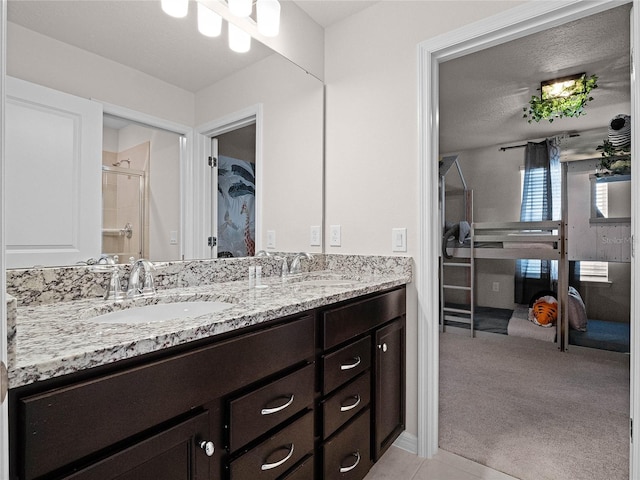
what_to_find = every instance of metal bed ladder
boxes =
[439,197,475,337]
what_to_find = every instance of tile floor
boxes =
[363,446,519,480]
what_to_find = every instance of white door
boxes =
[5,77,102,268]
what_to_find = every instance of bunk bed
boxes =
[439,154,630,353]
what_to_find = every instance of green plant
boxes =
[522,74,598,123]
[596,139,631,173]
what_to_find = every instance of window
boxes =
[579,261,609,282]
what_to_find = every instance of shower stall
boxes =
[102,164,146,262]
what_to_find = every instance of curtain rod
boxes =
[499,133,580,152]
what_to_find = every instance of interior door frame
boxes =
[195,104,263,260]
[417,1,639,476]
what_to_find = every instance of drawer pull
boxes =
[261,394,295,415]
[340,356,361,371]
[340,394,361,412]
[261,443,295,471]
[339,451,361,473]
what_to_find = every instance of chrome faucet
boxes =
[127,258,156,297]
[289,252,313,275]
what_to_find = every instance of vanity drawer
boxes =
[322,372,370,439]
[322,410,372,480]
[323,288,406,349]
[323,336,371,394]
[280,454,314,480]
[228,363,315,452]
[18,315,315,480]
[229,411,314,480]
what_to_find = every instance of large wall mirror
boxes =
[5,0,324,268]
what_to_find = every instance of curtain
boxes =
[514,139,561,304]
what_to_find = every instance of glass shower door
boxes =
[102,165,146,262]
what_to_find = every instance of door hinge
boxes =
[208,156,217,167]
[208,236,217,248]
[631,418,634,442]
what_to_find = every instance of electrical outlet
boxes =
[169,230,178,245]
[266,230,276,249]
[330,225,341,247]
[310,226,321,246]
[492,281,500,292]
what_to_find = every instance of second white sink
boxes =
[90,301,232,324]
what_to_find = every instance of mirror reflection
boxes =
[102,116,182,263]
[5,0,324,268]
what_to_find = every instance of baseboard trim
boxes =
[393,431,419,455]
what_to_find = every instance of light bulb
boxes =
[197,2,222,37]
[229,0,252,18]
[257,0,280,37]
[161,0,188,18]
[228,23,251,53]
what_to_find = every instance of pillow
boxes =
[567,286,588,332]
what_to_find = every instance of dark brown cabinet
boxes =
[374,318,406,460]
[9,287,406,480]
[62,411,212,480]
[319,287,406,480]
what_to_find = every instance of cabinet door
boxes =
[62,411,212,480]
[373,318,405,460]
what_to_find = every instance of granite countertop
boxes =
[10,271,410,388]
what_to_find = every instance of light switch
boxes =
[170,230,178,245]
[266,230,276,249]
[330,225,341,247]
[392,228,407,252]
[310,226,321,246]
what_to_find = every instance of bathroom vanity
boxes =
[6,257,410,480]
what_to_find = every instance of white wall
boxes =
[7,23,194,126]
[117,125,182,262]
[324,0,526,441]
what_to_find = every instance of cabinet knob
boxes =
[378,343,388,352]
[199,440,215,457]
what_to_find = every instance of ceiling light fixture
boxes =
[228,0,252,18]
[228,23,251,53]
[257,0,281,37]
[523,73,598,123]
[161,0,281,53]
[197,2,223,37]
[541,73,586,100]
[161,0,189,18]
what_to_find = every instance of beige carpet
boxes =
[439,331,630,480]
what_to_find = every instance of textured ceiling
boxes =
[439,4,632,153]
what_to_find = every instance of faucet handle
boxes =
[104,268,124,301]
[142,269,156,295]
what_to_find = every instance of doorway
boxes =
[212,123,257,258]
[417,1,639,477]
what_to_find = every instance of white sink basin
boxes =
[90,301,232,324]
